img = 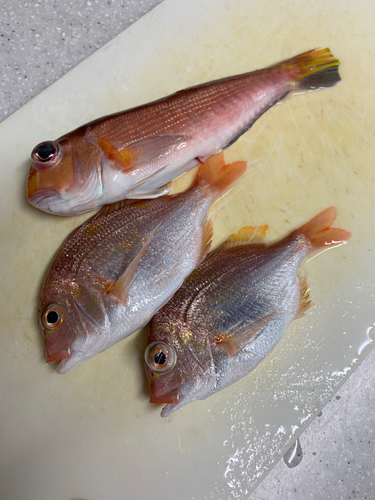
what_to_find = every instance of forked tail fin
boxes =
[195,152,247,193]
[276,48,341,90]
[295,206,351,249]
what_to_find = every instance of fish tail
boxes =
[297,206,351,249]
[277,48,341,89]
[195,152,247,192]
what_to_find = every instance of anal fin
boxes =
[296,275,312,319]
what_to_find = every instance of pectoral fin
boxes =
[106,224,160,304]
[98,135,190,173]
[215,312,277,356]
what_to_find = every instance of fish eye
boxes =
[41,303,64,330]
[31,141,62,170]
[144,341,176,373]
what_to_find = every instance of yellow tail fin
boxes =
[278,48,341,89]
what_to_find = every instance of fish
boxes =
[144,207,351,417]
[27,48,340,215]
[40,153,246,373]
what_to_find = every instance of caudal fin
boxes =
[195,152,247,192]
[296,206,351,249]
[279,48,341,90]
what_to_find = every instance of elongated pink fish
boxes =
[27,48,340,215]
[40,153,246,373]
[144,207,350,417]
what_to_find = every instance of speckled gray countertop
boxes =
[0,0,163,121]
[1,1,374,499]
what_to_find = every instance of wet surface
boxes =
[283,438,303,468]
[1,1,375,500]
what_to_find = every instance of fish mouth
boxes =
[28,188,60,212]
[149,389,180,405]
[160,399,183,418]
[46,345,72,363]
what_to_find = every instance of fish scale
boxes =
[27,48,341,215]
[40,153,246,373]
[145,207,351,417]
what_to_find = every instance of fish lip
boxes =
[28,187,60,211]
[149,389,180,405]
[46,345,72,363]
[160,400,182,418]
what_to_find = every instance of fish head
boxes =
[27,130,103,215]
[40,280,110,373]
[145,317,215,417]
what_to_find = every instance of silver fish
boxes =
[144,207,351,416]
[40,153,246,373]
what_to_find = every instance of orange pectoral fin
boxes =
[99,134,191,174]
[216,312,277,357]
[109,147,138,172]
[97,137,137,173]
[107,224,160,304]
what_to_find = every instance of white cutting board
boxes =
[1,1,374,499]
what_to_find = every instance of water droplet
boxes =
[283,438,303,468]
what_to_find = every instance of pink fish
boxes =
[40,153,246,373]
[27,48,340,215]
[144,207,351,416]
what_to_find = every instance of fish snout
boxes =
[149,386,180,405]
[27,185,60,212]
[44,328,73,364]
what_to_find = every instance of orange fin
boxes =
[195,152,247,193]
[295,206,351,250]
[97,137,118,156]
[99,135,190,173]
[221,225,268,251]
[276,48,341,89]
[200,219,214,263]
[296,275,312,319]
[215,312,276,357]
[107,224,160,303]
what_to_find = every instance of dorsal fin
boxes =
[91,199,135,221]
[221,225,268,251]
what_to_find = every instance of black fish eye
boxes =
[41,303,65,330]
[31,141,61,169]
[145,341,176,373]
[46,310,59,324]
[36,143,56,161]
[154,350,167,365]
